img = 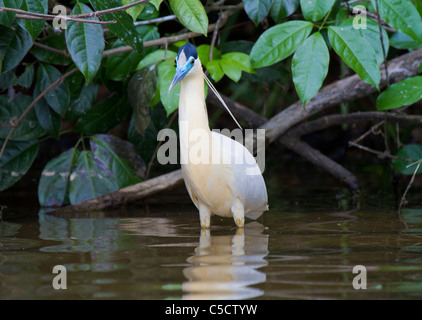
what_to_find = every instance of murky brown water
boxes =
[1,187,422,300]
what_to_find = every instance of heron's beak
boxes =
[168,65,186,92]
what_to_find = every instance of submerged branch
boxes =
[51,169,184,214]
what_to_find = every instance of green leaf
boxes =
[17,0,47,39]
[376,76,422,110]
[300,0,335,22]
[128,66,158,136]
[106,39,142,81]
[0,0,22,27]
[89,0,144,54]
[16,62,34,88]
[390,32,422,50]
[250,20,313,68]
[66,3,104,83]
[340,18,389,66]
[74,95,131,135]
[205,60,224,82]
[128,104,167,163]
[90,134,144,188]
[30,32,72,66]
[150,0,163,11]
[328,26,381,89]
[372,0,422,43]
[243,0,272,25]
[0,95,45,141]
[136,49,177,70]
[0,23,33,73]
[0,139,38,192]
[292,32,329,106]
[196,44,222,66]
[69,150,119,204]
[270,0,299,23]
[393,144,422,175]
[122,0,145,21]
[158,59,180,116]
[170,0,208,35]
[35,64,70,117]
[34,95,61,139]
[66,82,98,121]
[220,58,242,83]
[219,52,252,82]
[38,148,80,206]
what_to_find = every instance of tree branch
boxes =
[51,169,184,213]
[259,49,422,144]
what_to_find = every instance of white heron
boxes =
[169,43,268,228]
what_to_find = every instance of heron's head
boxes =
[169,43,198,91]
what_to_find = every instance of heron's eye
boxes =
[190,59,194,65]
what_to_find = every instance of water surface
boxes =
[1,188,422,299]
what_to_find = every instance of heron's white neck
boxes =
[178,61,209,132]
[178,61,211,165]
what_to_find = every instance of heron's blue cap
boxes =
[168,43,198,91]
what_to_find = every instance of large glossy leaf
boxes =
[340,18,389,66]
[0,23,32,73]
[0,95,45,141]
[106,39,142,81]
[17,0,47,39]
[91,134,144,187]
[206,60,224,82]
[128,66,158,136]
[219,52,252,82]
[30,33,72,66]
[270,0,299,23]
[16,62,34,88]
[136,49,177,70]
[69,150,119,204]
[38,147,80,206]
[74,95,131,135]
[0,0,22,27]
[389,32,422,50]
[0,139,39,192]
[158,59,180,116]
[250,20,313,68]
[33,93,61,139]
[243,0,272,25]
[328,26,381,89]
[393,144,422,175]
[372,0,422,43]
[35,64,70,117]
[66,82,98,121]
[89,0,144,54]
[376,76,422,110]
[170,0,208,35]
[292,32,329,106]
[122,0,145,21]
[66,3,104,83]
[300,0,335,22]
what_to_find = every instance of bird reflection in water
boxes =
[182,222,268,300]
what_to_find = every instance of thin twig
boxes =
[398,161,421,214]
[0,0,149,19]
[14,13,115,24]
[33,42,70,57]
[375,0,390,86]
[134,15,176,26]
[103,17,231,58]
[209,10,224,62]
[0,68,78,161]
